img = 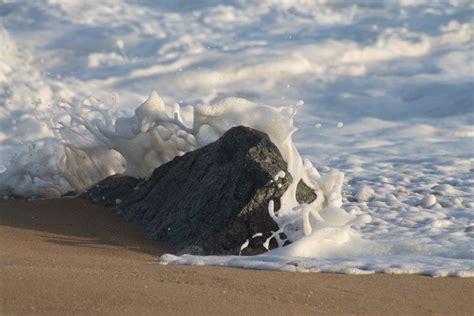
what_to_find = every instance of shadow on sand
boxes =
[0,198,174,257]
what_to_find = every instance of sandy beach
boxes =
[1,1,473,314]
[0,198,472,315]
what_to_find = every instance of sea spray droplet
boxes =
[0,165,6,174]
[263,238,271,250]
[116,39,124,50]
[337,122,344,128]
[274,170,286,181]
[239,239,249,256]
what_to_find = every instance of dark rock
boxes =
[82,174,140,206]
[83,126,317,255]
[296,179,317,204]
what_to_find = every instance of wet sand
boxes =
[1,198,473,315]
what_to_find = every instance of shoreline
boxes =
[1,198,473,315]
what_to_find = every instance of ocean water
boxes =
[0,0,473,276]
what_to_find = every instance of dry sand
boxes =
[1,198,473,315]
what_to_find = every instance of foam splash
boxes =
[0,91,371,256]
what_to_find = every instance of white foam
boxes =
[1,90,371,254]
[160,254,474,277]
[1,0,473,276]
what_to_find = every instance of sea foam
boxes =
[1,91,370,255]
[1,92,472,277]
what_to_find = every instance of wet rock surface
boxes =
[83,126,316,255]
